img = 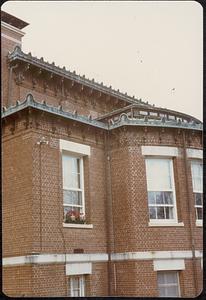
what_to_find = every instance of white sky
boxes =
[2,1,203,120]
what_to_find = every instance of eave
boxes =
[8,46,152,107]
[2,94,202,132]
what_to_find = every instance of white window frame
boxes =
[157,271,181,297]
[62,152,85,217]
[190,160,203,226]
[145,158,178,225]
[70,275,85,297]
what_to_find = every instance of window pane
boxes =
[63,156,80,188]
[165,272,178,284]
[159,287,166,297]
[157,273,165,284]
[166,286,179,297]
[156,192,164,204]
[146,159,172,190]
[157,207,165,219]
[164,192,173,204]
[73,277,79,289]
[149,207,157,219]
[73,290,79,297]
[63,190,82,206]
[196,207,202,220]
[191,162,203,192]
[195,193,202,206]
[165,207,174,219]
[148,192,156,204]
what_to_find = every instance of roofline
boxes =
[8,46,152,106]
[1,11,29,29]
[95,103,202,124]
[2,94,202,132]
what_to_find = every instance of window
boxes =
[157,272,180,297]
[145,158,177,222]
[62,153,85,224]
[191,161,203,220]
[70,276,85,297]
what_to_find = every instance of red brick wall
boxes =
[1,31,21,107]
[32,264,66,297]
[108,127,202,253]
[3,265,32,297]
[2,130,33,257]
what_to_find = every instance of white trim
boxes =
[195,250,203,258]
[153,259,185,271]
[196,220,203,227]
[186,148,203,159]
[142,146,178,157]
[66,262,92,275]
[60,139,90,156]
[66,253,108,263]
[1,21,25,36]
[3,250,202,266]
[1,33,21,44]
[149,221,184,227]
[63,223,93,229]
[111,251,196,261]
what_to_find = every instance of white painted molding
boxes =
[66,262,92,275]
[111,251,196,261]
[142,146,178,157]
[195,250,203,258]
[63,223,93,229]
[60,139,90,156]
[1,33,21,44]
[1,21,25,36]
[3,250,203,266]
[153,259,185,271]
[66,253,108,263]
[149,221,184,227]
[196,220,203,227]
[186,148,203,159]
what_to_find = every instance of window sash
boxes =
[191,161,203,221]
[191,161,203,193]
[145,159,177,221]
[157,272,180,297]
[62,154,85,218]
[70,276,85,297]
[146,159,173,191]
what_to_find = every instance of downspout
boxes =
[7,64,18,107]
[58,147,67,295]
[182,130,198,295]
[104,130,117,295]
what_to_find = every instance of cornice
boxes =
[8,46,152,106]
[2,94,202,132]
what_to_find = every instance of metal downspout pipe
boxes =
[182,130,198,295]
[105,130,117,296]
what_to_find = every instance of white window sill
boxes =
[149,221,184,227]
[196,220,203,227]
[63,223,93,229]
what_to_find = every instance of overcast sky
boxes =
[2,1,203,120]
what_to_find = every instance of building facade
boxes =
[2,11,203,297]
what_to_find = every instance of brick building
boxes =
[2,11,203,297]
